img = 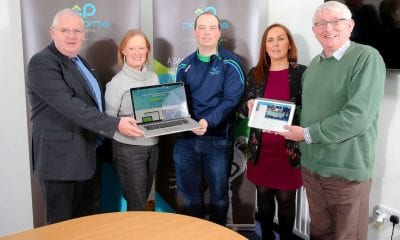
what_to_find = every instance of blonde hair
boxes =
[117,29,151,66]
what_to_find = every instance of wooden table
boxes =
[0,212,247,240]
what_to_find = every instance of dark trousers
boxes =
[302,168,371,240]
[112,141,159,211]
[40,167,101,224]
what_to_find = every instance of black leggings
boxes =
[257,186,297,240]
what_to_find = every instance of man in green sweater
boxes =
[279,1,386,239]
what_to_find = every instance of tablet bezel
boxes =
[248,98,296,132]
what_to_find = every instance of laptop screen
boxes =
[130,82,190,124]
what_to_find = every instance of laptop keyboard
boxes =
[144,119,188,130]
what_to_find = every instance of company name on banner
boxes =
[181,6,229,30]
[72,3,110,40]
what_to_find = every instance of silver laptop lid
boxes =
[130,82,190,125]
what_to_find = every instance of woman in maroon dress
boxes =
[240,24,306,240]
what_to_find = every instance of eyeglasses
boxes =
[53,27,84,36]
[127,47,147,54]
[314,18,347,29]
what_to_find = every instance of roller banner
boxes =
[153,0,260,229]
[20,0,141,215]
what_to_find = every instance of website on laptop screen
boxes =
[131,83,189,124]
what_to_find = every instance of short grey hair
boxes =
[51,8,83,27]
[313,1,352,24]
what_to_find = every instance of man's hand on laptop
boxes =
[192,119,208,136]
[118,117,144,137]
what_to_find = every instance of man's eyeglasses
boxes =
[53,27,84,36]
[314,18,347,29]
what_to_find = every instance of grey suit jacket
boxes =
[26,42,119,181]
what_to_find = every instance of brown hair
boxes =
[194,11,221,30]
[117,29,151,66]
[253,23,298,85]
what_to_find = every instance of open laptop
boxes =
[130,82,200,137]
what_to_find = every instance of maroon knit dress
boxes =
[246,69,303,190]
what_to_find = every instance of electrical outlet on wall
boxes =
[376,204,400,225]
[375,208,387,228]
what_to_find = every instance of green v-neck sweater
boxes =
[300,42,385,181]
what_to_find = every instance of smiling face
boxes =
[265,26,291,64]
[122,35,148,71]
[312,9,354,57]
[50,10,85,58]
[194,13,221,53]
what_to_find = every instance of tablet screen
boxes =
[248,98,295,132]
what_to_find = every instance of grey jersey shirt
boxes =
[105,63,160,145]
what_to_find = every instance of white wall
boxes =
[0,0,399,239]
[0,0,33,236]
[369,71,400,239]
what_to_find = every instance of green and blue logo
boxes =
[194,6,217,16]
[72,3,110,29]
[72,3,96,19]
[182,6,229,30]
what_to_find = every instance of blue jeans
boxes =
[173,136,233,226]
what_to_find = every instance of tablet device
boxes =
[248,98,296,132]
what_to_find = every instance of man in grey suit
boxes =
[26,8,144,224]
